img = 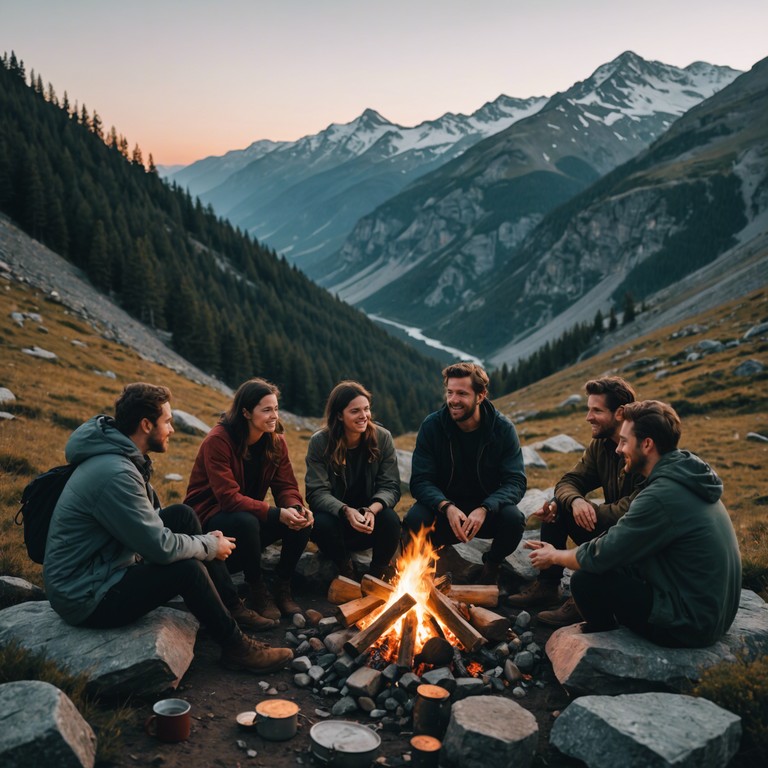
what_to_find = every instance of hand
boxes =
[525,540,558,569]
[210,530,236,560]
[344,506,374,534]
[460,507,487,542]
[446,505,469,543]
[534,500,557,523]
[572,498,597,531]
[280,507,310,531]
[298,505,314,528]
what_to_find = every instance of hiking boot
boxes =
[477,559,500,585]
[274,579,301,616]
[220,633,293,674]
[336,558,355,580]
[229,598,277,632]
[537,596,582,627]
[248,580,281,621]
[507,579,560,608]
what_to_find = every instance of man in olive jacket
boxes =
[403,362,527,584]
[527,400,741,647]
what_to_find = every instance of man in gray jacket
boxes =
[526,400,741,647]
[44,382,292,673]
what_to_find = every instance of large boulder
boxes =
[0,575,46,607]
[171,409,211,435]
[546,590,768,695]
[531,434,584,453]
[0,602,199,698]
[0,680,97,768]
[550,692,741,767]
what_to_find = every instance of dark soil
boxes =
[116,581,580,768]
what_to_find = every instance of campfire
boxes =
[328,526,511,673]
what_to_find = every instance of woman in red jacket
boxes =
[185,378,313,623]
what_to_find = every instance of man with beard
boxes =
[508,377,642,626]
[525,400,741,647]
[403,362,527,584]
[44,383,293,674]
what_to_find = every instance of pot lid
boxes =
[255,699,299,718]
[310,720,381,753]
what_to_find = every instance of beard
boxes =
[147,433,168,453]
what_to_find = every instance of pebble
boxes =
[293,613,307,629]
[512,686,526,698]
[306,609,324,625]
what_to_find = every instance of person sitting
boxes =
[44,382,292,674]
[509,376,642,626]
[184,378,313,620]
[306,381,402,582]
[526,400,742,647]
[402,362,527,585]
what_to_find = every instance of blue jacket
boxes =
[44,415,219,626]
[410,399,526,513]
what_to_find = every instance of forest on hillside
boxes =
[0,52,442,432]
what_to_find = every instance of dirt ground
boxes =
[117,581,580,768]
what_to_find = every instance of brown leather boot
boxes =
[507,579,561,608]
[537,596,582,627]
[248,580,281,621]
[229,598,277,631]
[477,559,500,585]
[274,579,301,616]
[220,633,293,674]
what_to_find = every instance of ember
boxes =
[465,661,483,678]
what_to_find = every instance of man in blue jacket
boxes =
[44,382,292,673]
[526,400,741,647]
[403,362,527,584]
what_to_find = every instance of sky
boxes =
[3,0,767,166]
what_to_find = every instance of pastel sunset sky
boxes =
[3,0,766,165]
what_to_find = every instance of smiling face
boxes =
[243,393,279,442]
[340,395,371,441]
[586,394,621,440]
[445,376,484,429]
[616,420,648,476]
[146,401,174,453]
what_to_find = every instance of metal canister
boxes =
[412,684,451,739]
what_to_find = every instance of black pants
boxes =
[81,504,238,644]
[570,569,686,647]
[204,509,311,582]
[311,507,401,570]
[402,501,525,564]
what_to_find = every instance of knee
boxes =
[311,512,340,542]
[376,507,401,537]
[497,503,526,533]
[162,504,201,535]
[403,502,434,534]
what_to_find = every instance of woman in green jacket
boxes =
[306,381,401,581]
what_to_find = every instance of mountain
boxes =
[319,52,741,329]
[440,56,768,364]
[171,97,547,270]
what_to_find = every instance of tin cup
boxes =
[144,698,191,743]
[254,699,299,741]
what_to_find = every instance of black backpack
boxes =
[15,463,78,564]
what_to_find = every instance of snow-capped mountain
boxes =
[320,52,741,332]
[169,96,546,269]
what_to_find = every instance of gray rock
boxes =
[345,666,383,698]
[733,359,764,377]
[357,696,376,712]
[558,394,582,408]
[291,656,312,673]
[0,387,16,405]
[654,369,670,380]
[0,411,14,420]
[421,666,456,693]
[504,659,522,684]
[513,651,534,672]
[0,575,46,606]
[504,531,540,581]
[164,473,184,481]
[171,409,211,435]
[319,616,342,635]
[295,551,338,582]
[293,673,312,688]
[551,692,741,768]
[546,590,768,695]
[621,357,660,372]
[10,311,24,326]
[746,432,768,443]
[441,695,538,768]
[743,321,768,339]
[686,352,701,362]
[369,708,386,718]
[452,677,485,700]
[331,696,359,716]
[307,665,325,683]
[0,680,96,768]
[512,686,526,698]
[521,446,547,469]
[71,339,88,348]
[0,602,198,698]
[396,448,412,485]
[333,653,357,676]
[324,629,355,654]
[398,671,422,694]
[292,613,307,629]
[697,339,725,353]
[531,434,584,453]
[22,345,57,360]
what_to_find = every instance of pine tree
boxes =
[88,220,111,290]
[622,292,636,325]
[609,306,618,331]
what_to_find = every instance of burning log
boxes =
[451,646,469,678]
[396,609,418,670]
[328,576,362,604]
[426,586,485,652]
[468,606,510,643]
[446,584,499,608]
[335,595,385,627]
[360,574,395,600]
[344,593,417,657]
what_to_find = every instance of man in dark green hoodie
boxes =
[526,400,741,647]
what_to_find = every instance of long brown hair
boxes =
[220,378,284,463]
[322,381,379,471]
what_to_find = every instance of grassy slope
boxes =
[2,277,768,590]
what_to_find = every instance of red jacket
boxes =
[184,424,304,527]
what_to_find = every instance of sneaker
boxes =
[274,579,301,616]
[220,634,293,674]
[507,579,560,608]
[537,597,582,627]
[229,599,278,632]
[248,580,281,621]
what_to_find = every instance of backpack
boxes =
[14,463,78,564]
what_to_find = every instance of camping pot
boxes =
[254,699,299,741]
[309,720,381,767]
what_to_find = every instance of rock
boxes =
[504,531,540,581]
[164,473,184,481]
[396,449,412,485]
[504,659,522,684]
[697,339,725,354]
[0,387,16,405]
[350,548,373,571]
[654,369,670,380]
[513,651,534,673]
[10,311,24,326]
[171,409,211,435]
[518,488,553,518]
[293,673,312,688]
[294,551,337,582]
[71,339,88,348]
[621,357,659,372]
[452,677,485,700]
[743,321,768,339]
[291,656,312,673]
[441,695,538,768]
[733,359,763,377]
[558,394,582,408]
[308,665,325,683]
[21,346,57,360]
[421,667,456,693]
[0,576,47,607]
[546,590,768,695]
[746,432,768,443]
[0,411,14,420]
[305,609,323,626]
[551,692,741,768]
[398,672,422,694]
[0,680,97,768]
[92,369,117,379]
[531,434,584,453]
[345,666,383,698]
[331,696,359,716]
[324,629,355,655]
[521,446,547,469]
[0,602,198,698]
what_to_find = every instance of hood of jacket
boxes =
[648,449,723,503]
[65,415,150,475]
[438,398,498,440]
